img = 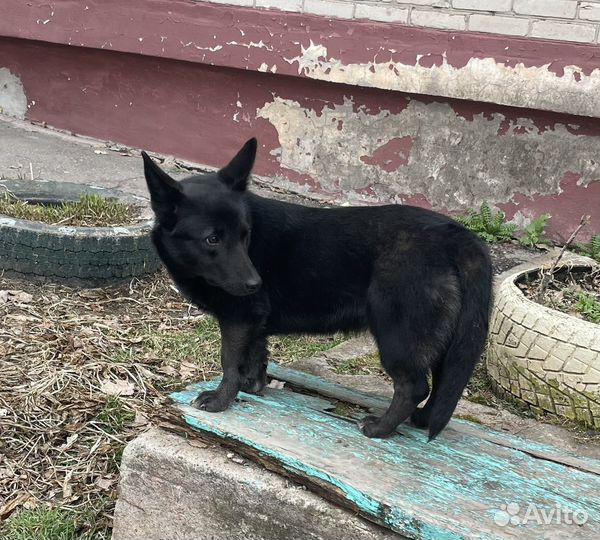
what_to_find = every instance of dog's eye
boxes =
[205,235,220,246]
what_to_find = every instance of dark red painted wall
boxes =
[1,36,597,240]
[1,0,597,80]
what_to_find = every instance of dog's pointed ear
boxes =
[142,151,182,224]
[218,138,257,192]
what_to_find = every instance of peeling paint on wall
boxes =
[283,42,600,119]
[257,96,600,211]
[2,35,597,239]
[2,0,599,118]
[0,68,27,118]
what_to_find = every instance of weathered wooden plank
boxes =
[171,375,599,540]
[267,362,391,411]
[267,363,600,474]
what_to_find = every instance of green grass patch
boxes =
[0,193,135,226]
[331,351,383,375]
[270,333,346,363]
[112,316,345,372]
[0,507,97,540]
[110,317,222,375]
[96,397,135,434]
[107,444,125,474]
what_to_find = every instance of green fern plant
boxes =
[454,202,516,243]
[519,213,551,248]
[575,234,600,262]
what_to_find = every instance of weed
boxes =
[454,202,516,243]
[575,291,600,323]
[575,234,600,262]
[519,213,551,248]
[96,397,135,434]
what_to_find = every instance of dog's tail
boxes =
[427,224,493,441]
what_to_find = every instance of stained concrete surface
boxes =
[112,427,404,540]
[0,115,325,206]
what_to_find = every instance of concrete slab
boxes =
[0,116,148,195]
[112,427,402,540]
[0,115,327,206]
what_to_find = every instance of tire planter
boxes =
[0,179,161,286]
[487,265,600,429]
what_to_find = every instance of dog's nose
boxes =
[245,277,262,293]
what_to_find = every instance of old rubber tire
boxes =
[486,264,600,428]
[0,179,161,286]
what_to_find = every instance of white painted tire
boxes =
[487,265,600,428]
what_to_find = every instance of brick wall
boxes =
[206,0,600,43]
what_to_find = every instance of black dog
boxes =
[142,139,492,440]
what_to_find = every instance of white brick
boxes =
[531,19,596,41]
[355,4,408,23]
[256,0,302,11]
[205,0,254,5]
[453,0,511,12]
[396,0,450,6]
[514,0,577,18]
[304,0,355,18]
[469,14,529,36]
[579,1,600,21]
[411,9,466,30]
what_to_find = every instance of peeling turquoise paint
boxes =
[171,368,600,540]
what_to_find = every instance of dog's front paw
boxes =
[191,390,233,412]
[358,415,395,439]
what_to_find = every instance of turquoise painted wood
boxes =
[267,364,600,474]
[171,366,600,540]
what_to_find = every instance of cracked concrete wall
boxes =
[257,95,600,238]
[0,68,27,118]
[258,97,597,207]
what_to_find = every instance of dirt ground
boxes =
[0,224,596,539]
[0,271,341,539]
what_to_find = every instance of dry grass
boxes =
[0,271,341,539]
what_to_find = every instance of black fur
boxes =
[142,139,493,440]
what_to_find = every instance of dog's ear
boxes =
[218,138,257,192]
[142,151,182,226]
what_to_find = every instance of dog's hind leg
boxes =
[360,290,432,438]
[239,335,268,394]
[359,369,429,438]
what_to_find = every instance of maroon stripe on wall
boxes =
[1,0,597,80]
